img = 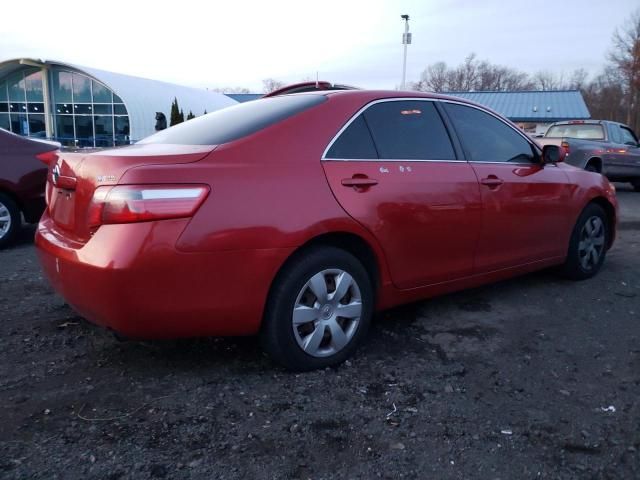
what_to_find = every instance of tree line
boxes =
[410,9,640,132]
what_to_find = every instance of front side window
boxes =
[363,100,456,160]
[444,103,536,163]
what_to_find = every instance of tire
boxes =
[261,246,374,371]
[560,203,608,280]
[631,180,640,192]
[585,163,599,173]
[0,192,20,250]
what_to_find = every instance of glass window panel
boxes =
[7,72,25,102]
[10,113,29,135]
[52,70,72,103]
[92,81,112,103]
[94,115,114,147]
[55,115,74,141]
[444,103,536,163]
[55,103,73,114]
[0,113,9,131]
[73,104,93,115]
[113,104,127,115]
[113,93,124,103]
[363,101,455,160]
[28,114,46,137]
[27,103,44,113]
[114,116,130,145]
[0,82,6,102]
[25,71,44,102]
[72,73,91,103]
[0,103,7,113]
[326,115,378,159]
[75,115,94,146]
[93,104,112,114]
[9,103,27,113]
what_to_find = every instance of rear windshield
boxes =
[138,95,326,145]
[545,124,605,140]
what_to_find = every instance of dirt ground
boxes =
[1,186,639,479]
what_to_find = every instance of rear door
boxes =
[321,99,482,289]
[442,102,573,272]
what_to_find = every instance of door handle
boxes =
[480,176,504,188]
[341,177,379,188]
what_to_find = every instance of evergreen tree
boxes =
[203,109,207,115]
[169,98,182,126]
[187,110,195,120]
[179,109,185,123]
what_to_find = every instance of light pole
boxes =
[401,14,411,90]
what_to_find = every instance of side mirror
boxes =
[542,144,565,164]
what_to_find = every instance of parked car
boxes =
[36,91,618,371]
[537,120,640,191]
[0,128,59,248]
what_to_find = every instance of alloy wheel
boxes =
[0,201,11,240]
[578,216,605,271]
[292,269,363,358]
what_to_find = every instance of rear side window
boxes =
[444,103,536,163]
[138,95,326,145]
[620,126,638,145]
[363,101,456,160]
[608,124,623,143]
[325,115,378,159]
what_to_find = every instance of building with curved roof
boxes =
[0,58,237,147]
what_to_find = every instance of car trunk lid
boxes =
[46,144,215,241]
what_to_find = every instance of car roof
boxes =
[280,89,510,122]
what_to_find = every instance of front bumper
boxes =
[36,213,293,338]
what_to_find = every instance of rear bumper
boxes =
[36,213,293,338]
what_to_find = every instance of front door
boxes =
[443,102,573,273]
[322,99,482,289]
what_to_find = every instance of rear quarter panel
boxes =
[118,94,395,285]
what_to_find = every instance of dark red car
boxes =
[0,128,59,248]
[36,91,618,370]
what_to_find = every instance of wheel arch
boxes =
[585,157,603,173]
[263,231,385,317]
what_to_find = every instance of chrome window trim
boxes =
[323,158,467,163]
[321,96,541,164]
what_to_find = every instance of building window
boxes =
[0,68,47,137]
[50,68,129,147]
[0,67,130,147]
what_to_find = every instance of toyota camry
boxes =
[36,90,618,370]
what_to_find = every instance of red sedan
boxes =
[36,90,618,370]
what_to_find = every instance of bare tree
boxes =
[262,78,285,93]
[211,87,252,94]
[532,70,565,91]
[609,8,640,131]
[567,68,589,90]
[411,61,448,92]
[411,54,534,92]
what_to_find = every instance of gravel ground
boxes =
[1,186,639,479]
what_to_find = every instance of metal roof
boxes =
[0,58,238,141]
[443,90,590,122]
[225,93,263,103]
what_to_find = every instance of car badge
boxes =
[52,164,61,187]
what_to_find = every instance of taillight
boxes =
[36,150,59,166]
[87,184,209,228]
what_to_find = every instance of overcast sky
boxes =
[1,0,638,92]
